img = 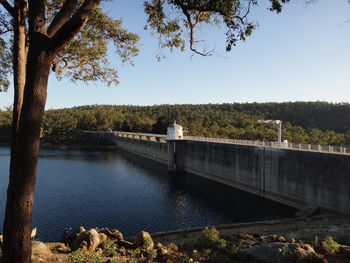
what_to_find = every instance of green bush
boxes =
[68,249,103,263]
[102,239,118,256]
[278,243,290,256]
[322,236,340,255]
[230,245,245,259]
[197,227,220,248]
[68,249,85,263]
[217,238,227,249]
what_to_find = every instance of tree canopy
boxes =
[0,0,292,92]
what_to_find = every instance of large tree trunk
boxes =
[2,42,52,263]
[10,0,27,172]
[1,1,100,261]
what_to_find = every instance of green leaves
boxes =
[144,0,259,56]
[0,11,12,92]
[52,7,139,86]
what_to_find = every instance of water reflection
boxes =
[0,147,296,242]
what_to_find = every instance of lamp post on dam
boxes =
[167,120,184,171]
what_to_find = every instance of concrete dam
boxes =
[91,128,350,214]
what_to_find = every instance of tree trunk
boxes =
[2,41,52,263]
[10,0,27,173]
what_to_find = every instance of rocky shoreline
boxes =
[3,214,348,263]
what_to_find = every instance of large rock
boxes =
[134,231,154,250]
[245,242,326,263]
[31,241,52,258]
[98,228,124,241]
[72,228,101,254]
[62,226,86,245]
[47,242,69,253]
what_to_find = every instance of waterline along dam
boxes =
[89,123,350,214]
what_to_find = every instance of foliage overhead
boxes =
[0,0,295,91]
[0,0,140,91]
[0,10,11,92]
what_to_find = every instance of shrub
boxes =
[68,249,85,263]
[322,236,340,255]
[102,239,118,256]
[68,249,103,263]
[144,237,153,249]
[217,238,227,249]
[230,245,245,259]
[197,227,220,248]
[278,243,290,255]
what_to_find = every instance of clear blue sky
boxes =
[1,0,350,109]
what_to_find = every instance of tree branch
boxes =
[47,0,79,37]
[172,0,231,16]
[49,0,101,54]
[28,0,47,34]
[0,0,15,17]
[176,2,212,56]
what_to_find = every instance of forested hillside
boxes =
[1,102,349,146]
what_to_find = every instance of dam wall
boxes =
[170,140,350,213]
[92,131,350,213]
[111,136,168,165]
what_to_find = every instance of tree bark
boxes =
[2,39,52,263]
[10,0,27,171]
[2,1,100,261]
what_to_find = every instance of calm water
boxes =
[0,146,296,241]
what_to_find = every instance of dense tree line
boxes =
[1,102,349,146]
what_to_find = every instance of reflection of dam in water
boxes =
[0,146,296,241]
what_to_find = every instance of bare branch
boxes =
[176,2,212,56]
[47,0,79,37]
[49,0,101,54]
[0,0,15,17]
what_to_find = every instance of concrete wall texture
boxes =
[111,136,168,165]
[111,135,350,214]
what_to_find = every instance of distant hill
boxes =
[1,102,349,145]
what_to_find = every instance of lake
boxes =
[0,146,296,241]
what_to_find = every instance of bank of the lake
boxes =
[26,213,350,263]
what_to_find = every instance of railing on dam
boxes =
[89,131,350,155]
[184,136,350,155]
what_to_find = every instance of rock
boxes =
[118,246,126,256]
[72,228,101,254]
[156,242,163,249]
[259,235,270,243]
[240,233,255,240]
[118,239,136,249]
[245,242,326,263]
[135,231,154,250]
[245,240,258,247]
[271,234,278,241]
[157,247,169,255]
[0,234,3,246]
[62,226,86,245]
[277,235,286,242]
[98,228,123,241]
[47,242,69,253]
[31,241,52,258]
[340,245,350,257]
[99,233,108,243]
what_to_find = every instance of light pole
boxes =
[258,120,283,143]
